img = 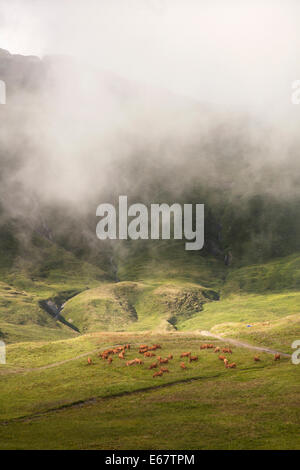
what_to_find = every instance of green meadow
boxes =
[0,333,299,450]
[0,236,299,449]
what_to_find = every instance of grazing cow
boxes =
[222,348,232,354]
[180,362,187,369]
[108,357,113,364]
[167,354,173,360]
[126,359,136,366]
[254,356,260,362]
[144,352,156,357]
[224,358,228,366]
[160,367,169,373]
[214,347,220,353]
[134,358,143,365]
[189,355,198,362]
[226,362,236,369]
[219,355,226,361]
[158,357,169,364]
[153,370,163,378]
[87,357,92,365]
[180,352,191,358]
[139,348,148,354]
[149,362,158,369]
[118,352,125,359]
[104,349,114,355]
[208,344,214,349]
[200,344,208,350]
[101,353,108,360]
[140,344,148,349]
[274,353,280,361]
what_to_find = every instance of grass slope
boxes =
[60,241,225,333]
[0,332,298,449]
[60,249,300,353]
[0,233,111,342]
[180,254,300,352]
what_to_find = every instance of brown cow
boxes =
[134,358,143,365]
[224,358,228,366]
[274,353,281,361]
[139,349,148,354]
[167,354,173,360]
[180,352,191,358]
[200,344,208,350]
[219,355,226,361]
[87,357,93,365]
[189,355,198,362]
[104,349,114,355]
[144,352,156,357]
[126,359,136,366]
[160,367,169,373]
[222,348,232,354]
[158,357,169,364]
[153,370,163,378]
[149,362,158,369]
[108,357,113,364]
[254,356,260,362]
[118,352,125,359]
[226,362,236,369]
[180,362,187,369]
[214,347,220,353]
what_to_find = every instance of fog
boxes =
[2,0,300,119]
[0,0,299,221]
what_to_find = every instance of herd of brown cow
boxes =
[86,341,281,375]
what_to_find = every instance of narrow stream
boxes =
[39,299,80,333]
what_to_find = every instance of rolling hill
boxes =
[0,49,299,451]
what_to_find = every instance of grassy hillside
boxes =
[60,242,225,333]
[0,332,298,449]
[0,228,111,343]
[222,254,300,295]
[58,247,300,353]
[1,214,300,355]
[180,253,300,352]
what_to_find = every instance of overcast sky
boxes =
[0,0,300,128]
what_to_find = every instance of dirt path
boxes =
[27,349,100,372]
[2,333,291,376]
[199,330,291,357]
[2,344,123,376]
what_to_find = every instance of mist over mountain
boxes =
[0,47,299,269]
[1,2,300,451]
